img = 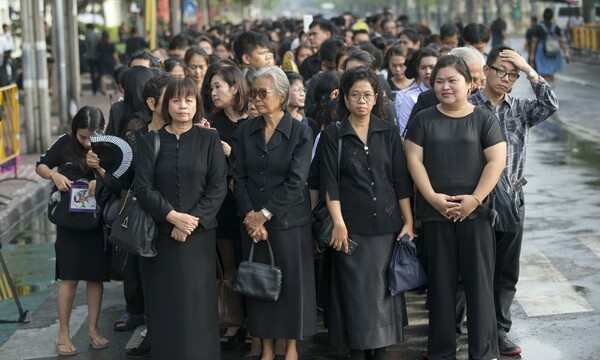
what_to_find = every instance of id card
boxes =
[69,185,98,213]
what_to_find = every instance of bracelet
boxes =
[472,194,483,206]
[49,171,56,180]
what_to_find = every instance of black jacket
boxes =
[233,112,313,230]
[405,89,439,136]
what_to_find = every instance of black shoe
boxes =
[498,331,522,356]
[127,337,150,358]
[114,313,145,332]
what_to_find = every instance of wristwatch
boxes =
[526,69,538,80]
[260,208,272,221]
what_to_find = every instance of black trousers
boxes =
[123,253,145,315]
[423,217,499,360]
[87,59,99,94]
[456,191,524,335]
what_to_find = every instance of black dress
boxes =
[133,126,228,360]
[37,134,110,282]
[210,111,246,241]
[318,115,413,349]
[233,113,318,340]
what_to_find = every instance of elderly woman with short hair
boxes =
[233,66,317,360]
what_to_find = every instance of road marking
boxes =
[580,236,600,258]
[516,243,593,317]
[0,305,87,359]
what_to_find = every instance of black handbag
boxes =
[388,235,427,295]
[489,171,522,233]
[107,132,160,257]
[312,122,342,248]
[233,240,283,301]
[48,178,101,231]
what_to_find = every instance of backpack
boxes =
[541,23,561,58]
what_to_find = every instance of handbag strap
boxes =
[248,239,276,268]
[152,131,161,163]
[336,121,342,183]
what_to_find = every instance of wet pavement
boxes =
[1,35,600,359]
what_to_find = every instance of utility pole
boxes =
[171,0,182,34]
[67,0,81,117]
[33,0,51,151]
[20,0,36,153]
[53,0,69,132]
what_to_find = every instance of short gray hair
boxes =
[254,66,290,110]
[449,46,485,67]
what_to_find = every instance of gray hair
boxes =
[254,66,290,110]
[449,46,485,67]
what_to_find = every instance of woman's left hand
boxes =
[449,194,479,222]
[243,211,267,234]
[88,180,96,196]
[396,224,414,241]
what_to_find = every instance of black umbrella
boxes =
[90,135,133,178]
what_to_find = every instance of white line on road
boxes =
[516,243,593,317]
[580,236,600,258]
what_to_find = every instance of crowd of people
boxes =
[37,7,563,360]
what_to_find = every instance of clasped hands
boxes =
[167,211,200,242]
[431,193,479,222]
[244,211,268,243]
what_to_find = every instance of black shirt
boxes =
[134,126,228,234]
[319,115,413,236]
[406,106,505,222]
[299,54,321,81]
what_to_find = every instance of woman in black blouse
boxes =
[233,66,317,360]
[133,77,228,359]
[318,67,414,360]
[206,64,249,346]
[405,55,506,359]
[35,106,111,356]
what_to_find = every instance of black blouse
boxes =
[406,106,505,222]
[319,115,413,236]
[133,126,228,234]
[37,134,94,183]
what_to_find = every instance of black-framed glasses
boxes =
[349,92,376,102]
[489,65,520,82]
[249,88,275,100]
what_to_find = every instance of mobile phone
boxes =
[345,238,358,255]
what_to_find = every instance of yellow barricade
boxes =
[0,84,20,169]
[572,24,600,52]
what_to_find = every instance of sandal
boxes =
[90,335,109,350]
[114,312,145,332]
[55,339,78,356]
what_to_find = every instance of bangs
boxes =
[171,78,199,99]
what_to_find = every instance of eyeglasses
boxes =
[349,92,376,102]
[249,88,275,100]
[290,87,307,94]
[489,65,520,82]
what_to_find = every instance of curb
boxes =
[0,179,51,244]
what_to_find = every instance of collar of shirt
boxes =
[470,90,514,110]
[248,111,293,139]
[338,114,389,139]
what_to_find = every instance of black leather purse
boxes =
[107,132,160,258]
[312,123,342,248]
[233,240,282,301]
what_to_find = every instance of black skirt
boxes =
[242,224,318,340]
[139,229,220,360]
[327,232,407,349]
[55,226,110,282]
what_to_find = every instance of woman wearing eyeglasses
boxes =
[405,55,506,359]
[233,67,317,360]
[284,71,320,140]
[317,66,414,360]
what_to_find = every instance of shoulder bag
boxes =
[312,122,342,248]
[48,178,101,231]
[217,255,244,327]
[108,132,160,257]
[233,239,283,301]
[489,171,522,233]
